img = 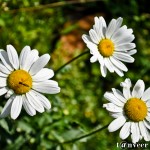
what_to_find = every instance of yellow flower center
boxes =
[98,39,114,57]
[7,70,32,94]
[124,98,147,122]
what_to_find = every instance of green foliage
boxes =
[0,0,150,150]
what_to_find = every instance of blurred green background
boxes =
[0,0,150,149]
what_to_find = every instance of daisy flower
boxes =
[0,45,60,119]
[82,17,136,77]
[103,78,150,143]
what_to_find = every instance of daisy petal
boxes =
[115,43,136,51]
[132,79,145,98]
[110,112,123,118]
[29,54,50,75]
[22,49,39,71]
[106,19,116,39]
[7,45,19,70]
[131,122,140,143]
[19,46,31,69]
[113,65,124,77]
[93,17,102,39]
[99,17,106,38]
[119,122,131,140]
[0,63,11,74]
[32,80,60,94]
[0,87,8,96]
[114,17,123,31]
[31,90,51,110]
[108,116,126,132]
[141,87,150,101]
[110,56,128,72]
[22,95,36,116]
[0,96,14,118]
[104,92,124,107]
[104,58,114,73]
[90,55,97,63]
[113,52,134,63]
[139,121,150,141]
[89,29,99,44]
[127,49,137,55]
[0,77,7,87]
[100,65,107,77]
[0,50,13,71]
[11,95,23,119]
[143,120,150,130]
[103,103,123,112]
[32,68,54,82]
[82,34,93,44]
[112,88,126,103]
[26,91,44,113]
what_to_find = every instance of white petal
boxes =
[7,45,19,70]
[0,96,14,118]
[32,68,54,82]
[103,103,123,112]
[132,79,145,98]
[108,116,126,132]
[89,29,99,44]
[19,46,31,69]
[115,34,135,46]
[0,72,8,77]
[142,87,150,101]
[112,88,126,103]
[100,65,107,77]
[119,122,131,140]
[143,120,150,130]
[127,49,137,55]
[115,43,136,51]
[32,80,60,94]
[90,56,97,63]
[26,91,44,113]
[99,17,106,38]
[111,25,127,42]
[104,92,124,107]
[11,95,23,119]
[113,65,124,77]
[110,56,128,72]
[106,19,116,39]
[0,50,14,71]
[22,49,39,71]
[5,89,14,99]
[110,112,123,118]
[31,90,51,110]
[0,77,7,87]
[104,58,114,73]
[131,122,140,143]
[82,34,93,44]
[120,78,132,99]
[29,54,50,75]
[0,87,8,96]
[114,17,123,31]
[22,95,36,116]
[0,63,11,74]
[139,121,150,141]
[93,17,103,40]
[113,52,134,63]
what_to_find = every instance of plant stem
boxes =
[55,50,89,75]
[61,124,109,144]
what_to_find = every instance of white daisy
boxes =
[103,78,150,143]
[0,45,60,119]
[82,17,136,77]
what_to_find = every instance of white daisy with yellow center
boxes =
[0,45,60,119]
[103,78,150,143]
[82,17,136,77]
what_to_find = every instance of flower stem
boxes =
[61,124,109,144]
[55,50,89,75]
